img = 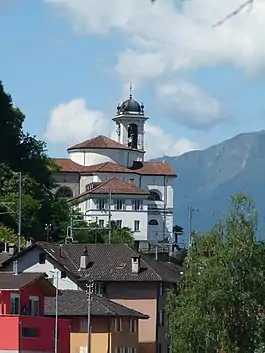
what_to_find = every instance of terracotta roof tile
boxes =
[68,135,132,151]
[129,161,177,176]
[53,159,177,177]
[80,162,132,174]
[52,158,85,173]
[72,177,149,202]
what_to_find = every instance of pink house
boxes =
[0,271,70,353]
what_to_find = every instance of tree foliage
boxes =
[72,220,134,245]
[167,194,265,353]
[0,81,69,244]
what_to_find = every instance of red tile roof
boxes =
[68,135,132,151]
[72,177,149,202]
[129,161,176,176]
[52,158,86,173]
[81,162,132,173]
[53,159,176,177]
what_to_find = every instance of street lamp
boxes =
[50,269,59,353]
[86,281,94,353]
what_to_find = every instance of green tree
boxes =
[0,224,26,247]
[167,194,265,353]
[72,218,134,245]
[0,82,70,243]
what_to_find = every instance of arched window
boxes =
[128,123,138,149]
[55,186,73,198]
[148,190,161,201]
[148,219,159,226]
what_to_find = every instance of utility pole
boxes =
[188,206,199,247]
[17,172,22,252]
[86,281,94,353]
[108,187,112,244]
[52,269,59,353]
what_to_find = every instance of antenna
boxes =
[129,81,132,99]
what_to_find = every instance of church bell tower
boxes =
[113,86,148,152]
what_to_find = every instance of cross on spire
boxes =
[129,81,133,99]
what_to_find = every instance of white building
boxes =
[53,94,177,249]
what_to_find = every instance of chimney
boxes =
[80,247,89,269]
[13,260,18,275]
[59,244,63,257]
[131,256,140,274]
[8,245,15,255]
[129,178,134,185]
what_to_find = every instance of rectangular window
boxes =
[115,199,124,210]
[132,200,143,211]
[10,293,20,315]
[116,220,122,228]
[99,220,104,227]
[29,296,39,316]
[159,310,165,326]
[167,344,172,353]
[96,199,107,210]
[21,327,38,338]
[39,252,46,264]
[129,319,137,333]
[134,220,140,232]
[114,318,122,331]
[61,270,67,279]
[94,282,105,296]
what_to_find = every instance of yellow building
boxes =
[45,289,149,353]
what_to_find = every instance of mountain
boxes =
[153,130,265,245]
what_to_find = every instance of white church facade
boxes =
[53,93,177,249]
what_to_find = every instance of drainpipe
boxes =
[163,176,167,241]
[107,319,111,353]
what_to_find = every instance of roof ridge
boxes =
[98,161,111,172]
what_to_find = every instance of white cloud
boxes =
[44,0,265,129]
[44,98,112,145]
[44,98,199,159]
[156,81,226,129]
[45,0,265,77]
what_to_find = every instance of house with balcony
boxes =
[1,242,181,353]
[0,271,70,353]
[52,92,177,249]
[45,289,148,353]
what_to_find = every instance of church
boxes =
[52,92,177,249]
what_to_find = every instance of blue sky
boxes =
[1,0,265,159]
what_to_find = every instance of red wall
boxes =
[1,284,45,316]
[20,315,70,353]
[0,316,19,349]
[0,315,70,352]
[0,284,70,353]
